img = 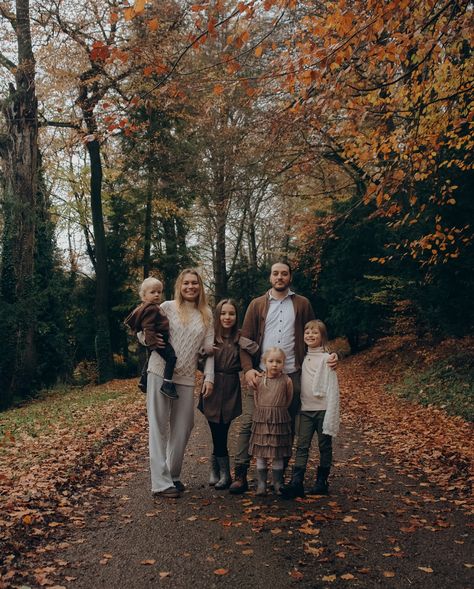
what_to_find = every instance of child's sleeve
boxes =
[286,376,294,408]
[140,305,163,350]
[238,336,259,356]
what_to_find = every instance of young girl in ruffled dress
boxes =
[249,347,293,495]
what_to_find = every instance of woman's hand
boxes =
[202,381,214,399]
[245,369,260,389]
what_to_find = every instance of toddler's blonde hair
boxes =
[139,276,163,300]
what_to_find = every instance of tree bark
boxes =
[0,0,38,404]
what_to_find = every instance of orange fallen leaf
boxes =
[270,528,282,535]
[159,572,171,578]
[341,573,355,580]
[214,568,229,576]
[418,567,433,573]
[322,574,336,582]
[383,571,395,577]
[242,549,254,555]
[289,569,304,580]
[140,559,156,565]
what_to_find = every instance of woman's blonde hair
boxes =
[305,319,329,351]
[174,268,212,326]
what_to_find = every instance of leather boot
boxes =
[215,456,232,490]
[280,466,306,499]
[209,455,220,486]
[229,465,249,495]
[256,468,268,496]
[308,466,330,495]
[272,469,284,495]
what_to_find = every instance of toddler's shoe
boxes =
[160,380,179,399]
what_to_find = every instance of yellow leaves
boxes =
[124,7,135,21]
[148,18,159,31]
[134,0,146,13]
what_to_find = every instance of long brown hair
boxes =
[174,268,212,326]
[214,299,240,344]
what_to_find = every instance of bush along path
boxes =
[0,349,472,589]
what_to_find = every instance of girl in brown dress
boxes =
[249,347,293,495]
[200,299,258,490]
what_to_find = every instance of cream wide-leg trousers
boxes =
[146,373,195,492]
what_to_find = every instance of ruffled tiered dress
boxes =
[249,374,293,459]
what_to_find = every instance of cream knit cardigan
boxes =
[301,348,340,437]
[145,300,214,387]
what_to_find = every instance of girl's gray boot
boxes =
[256,468,268,496]
[209,455,220,486]
[272,469,284,495]
[215,456,232,490]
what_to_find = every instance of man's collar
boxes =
[268,288,295,301]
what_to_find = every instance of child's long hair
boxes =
[261,347,286,385]
[174,268,212,327]
[214,299,239,344]
[305,319,329,351]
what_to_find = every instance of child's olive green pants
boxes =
[294,411,332,470]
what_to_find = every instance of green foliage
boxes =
[310,200,393,350]
[387,352,474,422]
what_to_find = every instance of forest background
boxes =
[0,0,472,411]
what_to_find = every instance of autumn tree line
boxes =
[0,0,472,409]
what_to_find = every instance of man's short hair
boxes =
[271,259,292,275]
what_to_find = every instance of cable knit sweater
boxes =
[300,347,340,437]
[147,300,214,386]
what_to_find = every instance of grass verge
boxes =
[387,351,473,422]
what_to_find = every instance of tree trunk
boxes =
[85,138,114,383]
[0,0,38,405]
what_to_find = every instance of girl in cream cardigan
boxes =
[281,319,340,498]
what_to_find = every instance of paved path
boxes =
[53,393,472,589]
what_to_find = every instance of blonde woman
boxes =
[145,269,214,498]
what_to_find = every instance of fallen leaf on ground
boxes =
[214,568,229,575]
[159,572,171,578]
[418,567,433,573]
[140,559,156,565]
[383,571,395,577]
[322,574,337,582]
[289,569,304,580]
[341,573,355,580]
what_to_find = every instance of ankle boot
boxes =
[280,466,306,499]
[209,455,220,486]
[229,465,248,495]
[272,469,284,495]
[256,468,268,496]
[308,466,330,495]
[215,456,232,490]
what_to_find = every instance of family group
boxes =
[124,262,339,500]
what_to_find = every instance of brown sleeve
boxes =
[140,305,164,350]
[239,299,260,373]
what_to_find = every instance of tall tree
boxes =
[0,0,39,405]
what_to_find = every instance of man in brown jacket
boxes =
[229,261,338,494]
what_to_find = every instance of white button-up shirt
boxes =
[259,290,296,373]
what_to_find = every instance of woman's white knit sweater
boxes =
[147,300,214,386]
[300,347,340,437]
